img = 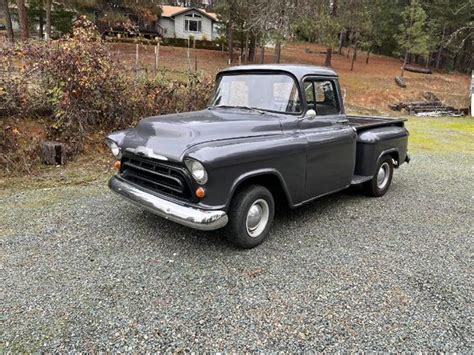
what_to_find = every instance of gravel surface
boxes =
[1,153,473,352]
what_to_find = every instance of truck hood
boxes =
[117,109,283,161]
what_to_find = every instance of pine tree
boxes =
[396,0,429,77]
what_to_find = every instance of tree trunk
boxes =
[248,33,256,62]
[365,49,371,64]
[1,0,14,42]
[243,31,249,63]
[350,45,357,71]
[324,47,332,67]
[435,25,446,70]
[452,53,458,70]
[346,31,352,57]
[227,21,234,64]
[401,51,408,77]
[17,0,29,40]
[45,0,52,40]
[435,47,443,69]
[39,0,44,39]
[353,42,357,61]
[338,30,345,55]
[425,51,430,69]
[239,24,245,63]
[273,41,281,63]
[260,43,265,64]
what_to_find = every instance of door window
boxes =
[304,81,315,111]
[304,79,339,115]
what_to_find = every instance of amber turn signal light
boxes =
[113,160,121,170]
[195,187,206,198]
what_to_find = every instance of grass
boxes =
[405,116,474,154]
[1,116,471,192]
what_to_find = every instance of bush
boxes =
[131,72,214,118]
[0,49,29,116]
[0,17,215,175]
[21,17,130,133]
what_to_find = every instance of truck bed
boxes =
[347,115,406,131]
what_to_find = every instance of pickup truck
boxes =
[107,64,410,248]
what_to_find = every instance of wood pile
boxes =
[389,92,464,116]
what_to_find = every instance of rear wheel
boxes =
[363,156,394,197]
[225,185,275,249]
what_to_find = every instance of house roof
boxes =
[220,64,338,81]
[161,5,218,21]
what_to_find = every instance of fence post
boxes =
[154,41,160,76]
[135,43,139,70]
[187,38,192,71]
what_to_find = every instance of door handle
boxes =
[336,119,349,124]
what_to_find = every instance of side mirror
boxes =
[305,109,316,119]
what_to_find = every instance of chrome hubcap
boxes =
[246,199,270,238]
[377,162,390,189]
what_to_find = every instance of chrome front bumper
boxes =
[109,176,228,231]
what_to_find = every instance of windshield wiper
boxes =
[209,105,265,114]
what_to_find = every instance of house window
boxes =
[184,13,202,33]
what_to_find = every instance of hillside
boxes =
[110,41,471,116]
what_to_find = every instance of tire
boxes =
[225,185,275,249]
[363,156,394,197]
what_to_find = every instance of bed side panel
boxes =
[355,126,409,176]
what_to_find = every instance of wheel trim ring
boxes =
[246,199,270,238]
[377,162,390,189]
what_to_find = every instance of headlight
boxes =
[185,159,208,184]
[106,139,121,158]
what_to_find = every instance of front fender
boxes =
[184,134,307,210]
[226,168,294,209]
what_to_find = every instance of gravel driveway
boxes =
[1,153,472,352]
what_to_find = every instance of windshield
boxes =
[209,73,301,113]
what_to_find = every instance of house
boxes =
[158,5,220,41]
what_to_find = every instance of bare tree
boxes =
[16,0,29,40]
[1,0,14,42]
[247,0,298,64]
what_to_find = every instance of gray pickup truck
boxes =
[107,64,409,248]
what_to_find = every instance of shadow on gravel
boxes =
[120,186,367,250]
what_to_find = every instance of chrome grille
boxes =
[120,153,193,200]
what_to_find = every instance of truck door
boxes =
[300,78,356,199]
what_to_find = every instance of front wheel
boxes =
[363,156,394,197]
[225,185,275,249]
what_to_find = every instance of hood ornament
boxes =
[126,147,168,161]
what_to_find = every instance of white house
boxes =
[159,5,220,41]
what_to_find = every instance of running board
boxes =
[351,175,372,185]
